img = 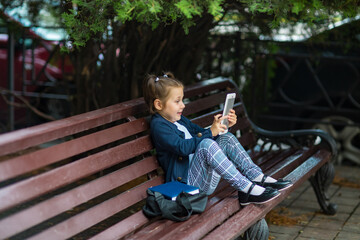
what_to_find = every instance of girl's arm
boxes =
[227,109,237,128]
[180,116,211,136]
[151,120,211,156]
[210,114,227,136]
[209,109,237,136]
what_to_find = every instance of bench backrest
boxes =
[0,77,256,239]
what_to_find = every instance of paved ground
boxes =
[268,165,360,240]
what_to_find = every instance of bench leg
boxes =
[237,218,269,240]
[309,162,338,215]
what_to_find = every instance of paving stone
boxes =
[299,226,339,240]
[335,166,360,183]
[312,212,349,222]
[278,195,295,207]
[342,214,360,233]
[285,208,315,225]
[291,184,310,195]
[296,237,319,240]
[335,204,356,214]
[290,200,320,212]
[333,188,360,199]
[353,205,360,215]
[268,232,297,240]
[335,231,360,240]
[331,195,360,207]
[328,185,340,196]
[297,191,318,202]
[268,224,303,235]
[268,165,360,240]
[307,217,344,231]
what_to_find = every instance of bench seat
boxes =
[0,77,337,240]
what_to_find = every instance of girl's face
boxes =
[157,87,185,123]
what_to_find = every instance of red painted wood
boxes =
[0,118,149,181]
[184,77,235,98]
[0,98,147,156]
[190,103,243,127]
[203,150,332,240]
[0,77,335,240]
[28,177,163,240]
[260,149,305,172]
[0,156,159,239]
[183,91,229,116]
[254,148,296,167]
[0,136,153,212]
[129,148,332,240]
[90,211,149,240]
[127,184,237,240]
[268,148,326,179]
[238,131,257,149]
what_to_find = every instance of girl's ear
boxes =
[154,99,163,111]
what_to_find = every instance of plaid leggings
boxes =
[187,132,263,195]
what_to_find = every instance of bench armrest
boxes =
[249,120,338,159]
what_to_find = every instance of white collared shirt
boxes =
[174,122,194,163]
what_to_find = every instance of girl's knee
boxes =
[225,132,236,139]
[199,138,216,148]
[218,132,237,142]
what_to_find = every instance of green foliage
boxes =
[62,0,112,48]
[61,0,225,46]
[9,0,358,49]
[3,0,360,49]
[241,0,360,27]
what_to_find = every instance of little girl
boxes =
[143,72,292,205]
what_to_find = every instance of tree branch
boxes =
[0,87,56,121]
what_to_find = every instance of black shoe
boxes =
[238,183,280,206]
[254,175,293,191]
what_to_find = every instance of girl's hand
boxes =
[210,114,227,137]
[227,109,237,128]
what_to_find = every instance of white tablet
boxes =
[220,93,236,135]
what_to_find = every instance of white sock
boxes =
[242,183,265,196]
[250,185,265,196]
[253,174,277,183]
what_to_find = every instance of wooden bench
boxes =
[0,77,337,240]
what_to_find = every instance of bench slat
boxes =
[262,148,317,174]
[268,148,323,179]
[203,149,332,240]
[184,77,236,98]
[190,103,244,127]
[90,210,150,240]
[152,194,239,240]
[0,156,158,239]
[260,149,304,171]
[254,148,296,166]
[126,146,327,240]
[28,177,163,240]
[122,181,231,239]
[0,98,147,156]
[238,131,257,149]
[125,181,237,240]
[0,136,153,212]
[0,77,335,240]
[184,91,232,116]
[0,118,149,182]
[183,92,226,116]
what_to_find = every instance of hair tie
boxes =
[155,77,159,82]
[163,74,168,78]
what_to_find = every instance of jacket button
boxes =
[197,132,202,137]
[177,177,182,181]
[178,156,183,160]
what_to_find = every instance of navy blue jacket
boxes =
[150,113,213,183]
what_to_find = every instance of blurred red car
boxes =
[0,11,74,131]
